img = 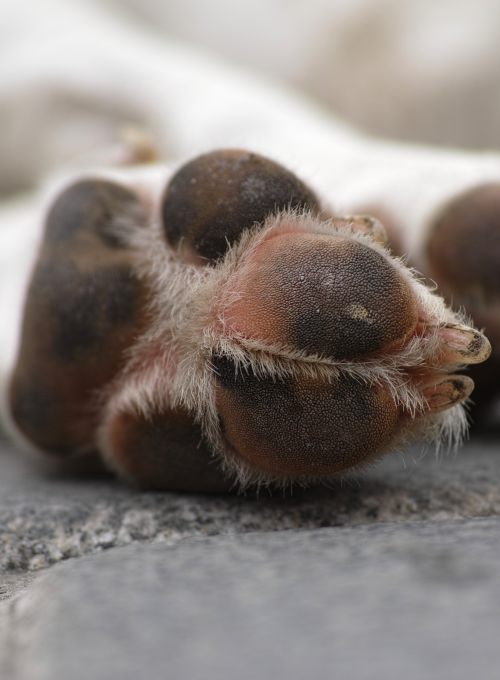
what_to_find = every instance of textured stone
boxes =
[1,432,500,572]
[0,573,35,602]
[3,519,500,680]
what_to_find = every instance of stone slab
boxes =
[3,519,500,680]
[1,433,500,571]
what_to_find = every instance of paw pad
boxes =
[428,184,500,297]
[9,179,148,454]
[225,231,418,360]
[161,149,319,263]
[212,355,400,477]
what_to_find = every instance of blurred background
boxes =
[2,0,500,197]
[99,0,500,149]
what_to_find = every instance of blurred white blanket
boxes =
[3,0,500,198]
[98,0,500,149]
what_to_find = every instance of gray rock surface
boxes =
[2,433,500,679]
[3,519,500,680]
[1,434,500,571]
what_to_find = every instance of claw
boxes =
[438,323,491,365]
[423,375,475,413]
[337,214,388,245]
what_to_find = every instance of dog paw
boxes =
[8,150,491,490]
[100,150,489,488]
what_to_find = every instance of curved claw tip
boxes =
[424,374,475,413]
[439,323,492,365]
[337,214,389,245]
